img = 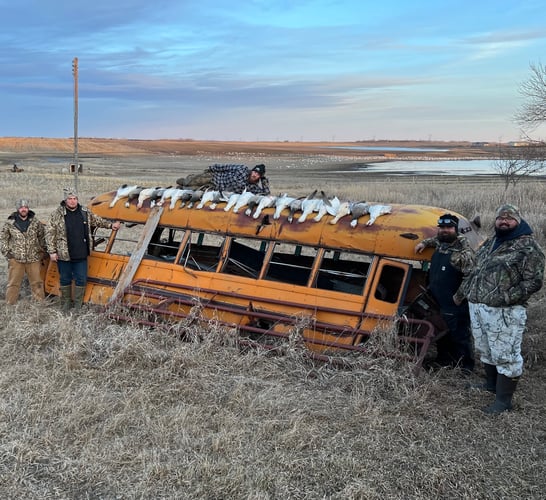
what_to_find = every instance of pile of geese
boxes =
[108,184,393,228]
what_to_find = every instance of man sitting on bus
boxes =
[176,164,270,195]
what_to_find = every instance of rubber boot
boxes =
[73,286,86,310]
[467,363,497,393]
[483,374,519,414]
[59,285,72,312]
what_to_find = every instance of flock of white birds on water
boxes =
[108,184,392,228]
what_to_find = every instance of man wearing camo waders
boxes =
[455,204,544,414]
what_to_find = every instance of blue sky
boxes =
[1,0,545,142]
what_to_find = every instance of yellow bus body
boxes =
[43,190,482,366]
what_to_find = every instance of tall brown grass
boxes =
[0,152,545,499]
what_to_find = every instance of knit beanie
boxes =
[495,204,521,224]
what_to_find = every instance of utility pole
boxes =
[72,57,79,195]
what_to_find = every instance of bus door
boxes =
[357,258,411,343]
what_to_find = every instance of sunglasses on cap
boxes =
[437,217,457,225]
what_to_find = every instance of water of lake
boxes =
[330,146,450,153]
[360,159,500,176]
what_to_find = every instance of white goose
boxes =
[110,184,140,208]
[273,193,296,220]
[297,191,329,223]
[137,187,163,209]
[252,194,277,219]
[232,190,255,213]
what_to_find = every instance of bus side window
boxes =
[179,232,225,271]
[146,227,184,261]
[91,226,109,251]
[375,265,405,303]
[106,222,143,256]
[264,243,317,286]
[222,238,267,279]
[315,250,371,295]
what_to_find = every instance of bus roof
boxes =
[89,190,482,261]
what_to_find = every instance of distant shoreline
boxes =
[0,137,499,161]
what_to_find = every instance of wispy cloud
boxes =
[0,0,545,141]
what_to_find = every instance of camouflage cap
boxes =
[63,188,78,200]
[495,204,521,224]
[16,199,30,209]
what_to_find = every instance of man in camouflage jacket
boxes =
[0,199,47,304]
[415,213,476,372]
[46,191,121,310]
[455,204,544,414]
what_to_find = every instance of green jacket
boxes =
[459,224,544,307]
[0,211,46,263]
[46,202,113,261]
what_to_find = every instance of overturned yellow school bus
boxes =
[44,190,482,368]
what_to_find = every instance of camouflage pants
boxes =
[468,302,526,377]
[176,171,214,190]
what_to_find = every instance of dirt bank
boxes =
[0,137,496,159]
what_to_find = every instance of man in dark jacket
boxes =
[455,204,544,414]
[46,191,121,311]
[0,199,47,304]
[415,213,476,372]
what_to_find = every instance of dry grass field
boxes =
[0,139,545,499]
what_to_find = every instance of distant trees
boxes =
[494,62,546,191]
[493,142,546,191]
[514,62,546,132]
